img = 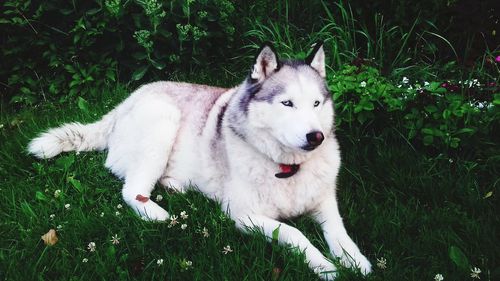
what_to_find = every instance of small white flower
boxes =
[116,204,122,209]
[402,76,409,84]
[64,203,71,210]
[156,194,163,202]
[376,257,387,269]
[424,81,430,87]
[168,215,179,228]
[202,227,209,238]
[222,245,233,254]
[157,258,164,266]
[49,214,56,220]
[115,211,120,216]
[360,81,367,88]
[87,242,96,252]
[186,260,192,267]
[180,224,187,230]
[180,211,188,220]
[100,212,105,217]
[110,234,120,245]
[82,258,88,263]
[434,273,444,281]
[54,189,62,198]
[470,267,481,279]
[56,225,63,230]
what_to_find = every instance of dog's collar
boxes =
[275,163,300,178]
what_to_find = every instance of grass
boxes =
[0,76,498,281]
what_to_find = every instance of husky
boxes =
[28,42,372,279]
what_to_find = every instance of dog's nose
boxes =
[306,131,324,147]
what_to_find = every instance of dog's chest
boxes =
[228,163,336,219]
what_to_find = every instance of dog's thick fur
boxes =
[28,43,371,279]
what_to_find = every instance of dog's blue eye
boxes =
[314,101,320,107]
[281,100,293,107]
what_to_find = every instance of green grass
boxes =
[0,81,498,281]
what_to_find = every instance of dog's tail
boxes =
[28,109,117,159]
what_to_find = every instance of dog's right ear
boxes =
[251,42,279,82]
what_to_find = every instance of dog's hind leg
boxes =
[106,96,181,221]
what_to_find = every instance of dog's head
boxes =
[229,42,334,163]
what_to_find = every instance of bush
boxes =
[331,64,500,153]
[0,0,237,105]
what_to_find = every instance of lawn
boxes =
[0,78,498,280]
[1,0,499,280]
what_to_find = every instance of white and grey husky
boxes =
[28,42,371,279]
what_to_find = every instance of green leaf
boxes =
[131,65,149,81]
[55,154,75,171]
[272,226,280,241]
[107,245,116,258]
[423,135,434,145]
[493,94,500,105]
[35,191,48,201]
[424,105,438,113]
[77,97,89,114]
[421,128,434,135]
[456,128,475,135]
[68,177,83,193]
[150,59,166,70]
[449,245,470,270]
[442,109,451,119]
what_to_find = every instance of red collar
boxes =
[275,163,300,178]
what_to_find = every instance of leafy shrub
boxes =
[0,0,237,106]
[331,64,499,152]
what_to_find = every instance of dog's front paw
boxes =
[136,201,170,221]
[312,260,338,281]
[341,252,372,275]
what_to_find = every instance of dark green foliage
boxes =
[1,0,237,105]
[330,64,499,153]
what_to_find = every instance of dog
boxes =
[28,42,372,279]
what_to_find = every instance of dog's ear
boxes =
[305,41,326,78]
[251,42,279,82]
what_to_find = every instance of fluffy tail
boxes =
[28,111,116,159]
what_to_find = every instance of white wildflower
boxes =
[360,81,367,87]
[82,258,88,263]
[115,211,121,216]
[376,257,387,269]
[222,245,233,254]
[157,258,164,266]
[434,273,444,281]
[180,224,187,230]
[180,211,188,220]
[470,267,481,279]
[116,204,122,209]
[202,227,209,238]
[168,215,178,228]
[87,242,96,252]
[56,225,63,230]
[424,81,430,87]
[49,214,55,220]
[64,203,71,210]
[54,189,62,198]
[156,194,163,202]
[110,234,120,245]
[402,76,409,84]
[100,212,105,217]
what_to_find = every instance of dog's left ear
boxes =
[305,41,326,78]
[251,42,279,82]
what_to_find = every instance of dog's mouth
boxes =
[301,144,320,151]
